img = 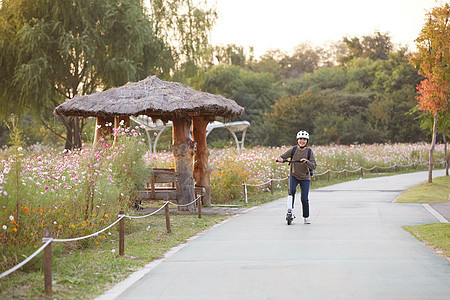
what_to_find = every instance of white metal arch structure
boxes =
[131,116,250,153]
[205,121,250,154]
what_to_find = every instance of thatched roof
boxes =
[53,76,244,121]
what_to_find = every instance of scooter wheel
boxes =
[286,214,293,225]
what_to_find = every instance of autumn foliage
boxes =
[415,72,449,114]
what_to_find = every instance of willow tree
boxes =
[410,2,450,182]
[0,0,172,149]
[148,0,217,80]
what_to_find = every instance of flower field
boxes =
[0,126,150,269]
[0,139,447,270]
[145,143,446,202]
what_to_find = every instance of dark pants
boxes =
[289,176,310,218]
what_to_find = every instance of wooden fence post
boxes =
[119,210,125,256]
[361,168,364,178]
[270,180,273,195]
[164,203,171,233]
[43,229,52,296]
[197,196,202,219]
[327,171,330,182]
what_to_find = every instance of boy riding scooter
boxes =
[276,130,316,225]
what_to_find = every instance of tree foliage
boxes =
[0,0,441,151]
[409,2,450,182]
[340,31,393,64]
[0,0,172,148]
[0,0,218,149]
[148,0,217,79]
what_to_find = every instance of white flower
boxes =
[111,249,116,253]
[9,215,14,221]
[2,225,7,230]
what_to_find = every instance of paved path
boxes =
[99,171,450,300]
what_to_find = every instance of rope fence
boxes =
[0,194,202,296]
[242,160,447,203]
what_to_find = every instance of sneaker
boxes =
[304,218,311,224]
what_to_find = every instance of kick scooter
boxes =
[279,158,304,225]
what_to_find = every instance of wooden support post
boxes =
[193,116,212,206]
[361,168,364,178]
[327,171,330,181]
[43,229,52,296]
[164,203,171,233]
[119,210,125,256]
[172,117,195,211]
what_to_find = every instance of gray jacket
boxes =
[279,146,317,181]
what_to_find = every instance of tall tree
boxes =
[410,2,450,182]
[280,43,324,78]
[148,0,217,79]
[340,31,393,65]
[0,0,171,149]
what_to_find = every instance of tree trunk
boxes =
[172,117,195,211]
[73,117,82,149]
[65,117,74,150]
[428,111,438,183]
[193,116,212,206]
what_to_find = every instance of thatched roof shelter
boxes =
[54,76,244,211]
[54,75,243,122]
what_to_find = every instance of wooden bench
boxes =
[136,168,205,208]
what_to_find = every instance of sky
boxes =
[208,0,442,58]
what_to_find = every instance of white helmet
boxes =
[296,130,309,140]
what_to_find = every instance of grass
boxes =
[0,213,229,299]
[395,175,450,203]
[403,223,450,258]
[397,175,450,260]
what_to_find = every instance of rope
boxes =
[52,216,125,242]
[125,202,168,219]
[244,179,273,187]
[0,238,53,279]
[1,192,205,278]
[242,160,447,191]
[167,195,200,207]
